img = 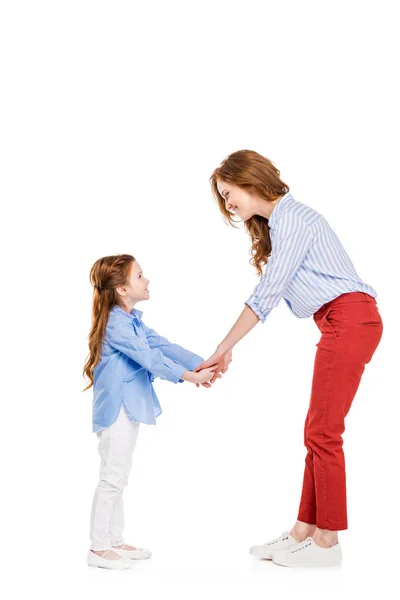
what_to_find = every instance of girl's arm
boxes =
[107,321,190,384]
[107,321,215,385]
[141,322,204,372]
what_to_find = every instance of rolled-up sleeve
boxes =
[107,322,187,384]
[245,214,312,323]
[142,324,204,372]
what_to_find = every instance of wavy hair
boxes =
[210,149,289,275]
[82,254,135,391]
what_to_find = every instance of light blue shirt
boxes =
[92,305,204,432]
[245,193,377,323]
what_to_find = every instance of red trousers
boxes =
[297,292,383,530]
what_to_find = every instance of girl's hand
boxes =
[193,366,219,384]
[196,371,222,388]
[181,366,219,385]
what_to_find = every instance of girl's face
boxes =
[117,261,150,305]
[216,180,257,221]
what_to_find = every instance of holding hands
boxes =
[180,348,232,388]
[183,304,259,388]
[182,366,221,385]
[193,347,233,388]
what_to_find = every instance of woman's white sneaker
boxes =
[249,531,299,559]
[272,537,342,567]
[87,549,133,570]
[112,544,152,560]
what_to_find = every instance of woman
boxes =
[195,149,383,568]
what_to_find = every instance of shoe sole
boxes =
[273,561,342,568]
[114,553,152,560]
[88,563,132,570]
[272,556,342,568]
[250,552,273,560]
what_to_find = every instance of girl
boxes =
[195,149,383,568]
[83,253,217,570]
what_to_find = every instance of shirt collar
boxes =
[112,304,143,320]
[268,192,293,228]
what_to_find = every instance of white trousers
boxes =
[89,404,140,551]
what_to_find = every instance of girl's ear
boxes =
[116,285,127,297]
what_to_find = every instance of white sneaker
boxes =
[112,544,152,560]
[87,549,133,570]
[272,537,342,567]
[249,531,299,559]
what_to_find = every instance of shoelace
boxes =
[263,532,290,546]
[289,538,313,553]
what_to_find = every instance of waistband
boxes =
[315,292,377,315]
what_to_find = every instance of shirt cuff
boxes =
[187,356,204,371]
[244,298,270,323]
[177,357,204,383]
[170,363,188,384]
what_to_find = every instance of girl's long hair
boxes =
[82,254,135,391]
[210,149,289,275]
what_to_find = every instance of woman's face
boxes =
[216,179,282,221]
[216,180,255,221]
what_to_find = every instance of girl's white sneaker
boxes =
[112,544,152,560]
[272,537,342,567]
[249,531,299,559]
[87,549,133,570]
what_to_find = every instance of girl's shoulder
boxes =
[105,307,134,337]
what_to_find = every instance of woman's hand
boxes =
[194,348,233,387]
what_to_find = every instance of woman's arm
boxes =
[198,213,313,384]
[216,304,260,354]
[194,305,260,383]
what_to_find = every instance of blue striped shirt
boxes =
[245,192,377,323]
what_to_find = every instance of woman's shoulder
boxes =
[277,195,325,230]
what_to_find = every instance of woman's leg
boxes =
[89,405,139,556]
[290,408,317,541]
[296,296,383,542]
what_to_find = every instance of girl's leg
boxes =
[109,494,125,548]
[89,405,138,554]
[110,414,140,547]
[296,296,383,540]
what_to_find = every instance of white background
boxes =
[1,1,399,598]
